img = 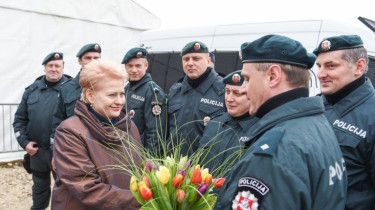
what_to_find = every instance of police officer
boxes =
[13,52,71,210]
[199,70,258,177]
[121,47,166,155]
[168,41,225,156]
[215,35,347,209]
[51,43,101,139]
[314,35,375,210]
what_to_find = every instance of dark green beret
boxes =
[209,52,215,63]
[223,70,244,85]
[241,34,316,69]
[121,47,148,64]
[313,35,363,55]
[42,52,63,65]
[76,43,101,58]
[181,41,209,56]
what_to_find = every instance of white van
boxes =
[137,17,375,96]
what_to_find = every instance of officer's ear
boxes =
[354,58,366,77]
[267,64,282,88]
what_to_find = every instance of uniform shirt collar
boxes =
[255,88,309,118]
[323,78,374,117]
[128,73,152,90]
[324,75,365,105]
[181,68,217,94]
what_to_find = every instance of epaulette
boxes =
[149,81,161,94]
[61,77,73,86]
[34,75,44,81]
[25,80,40,91]
[212,75,225,96]
[63,74,73,79]
[253,129,284,157]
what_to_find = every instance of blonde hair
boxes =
[79,59,128,103]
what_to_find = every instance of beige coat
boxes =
[52,101,142,210]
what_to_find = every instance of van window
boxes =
[147,52,375,95]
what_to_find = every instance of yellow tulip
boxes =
[130,176,138,192]
[156,166,171,185]
[178,156,187,169]
[201,168,209,179]
[195,164,201,170]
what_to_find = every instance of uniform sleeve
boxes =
[13,89,31,149]
[50,90,67,139]
[143,87,167,155]
[370,138,375,187]
[53,123,139,209]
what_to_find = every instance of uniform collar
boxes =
[38,75,67,91]
[323,78,375,117]
[128,73,152,90]
[181,68,217,94]
[72,71,81,88]
[228,115,258,131]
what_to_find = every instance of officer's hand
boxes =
[25,141,39,156]
[51,157,56,172]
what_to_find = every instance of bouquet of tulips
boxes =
[129,155,225,210]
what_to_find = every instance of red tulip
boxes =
[214,178,225,188]
[173,174,184,188]
[190,168,202,184]
[139,183,153,201]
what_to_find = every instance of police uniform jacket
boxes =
[199,112,258,176]
[13,75,70,172]
[125,73,166,152]
[322,78,375,210]
[168,68,225,155]
[215,96,347,210]
[52,101,141,210]
[50,72,82,138]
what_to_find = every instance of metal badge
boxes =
[54,53,60,59]
[129,109,135,118]
[232,73,241,83]
[321,40,331,51]
[152,105,162,115]
[94,44,99,51]
[203,116,211,126]
[137,51,142,58]
[194,43,201,51]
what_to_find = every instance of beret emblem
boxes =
[94,44,99,50]
[232,73,241,83]
[321,40,331,51]
[194,43,201,51]
[137,51,142,58]
[54,53,60,59]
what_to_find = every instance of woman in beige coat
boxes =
[52,59,142,210]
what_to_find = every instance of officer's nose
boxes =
[317,67,327,79]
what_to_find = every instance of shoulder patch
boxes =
[253,129,284,157]
[232,176,269,209]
